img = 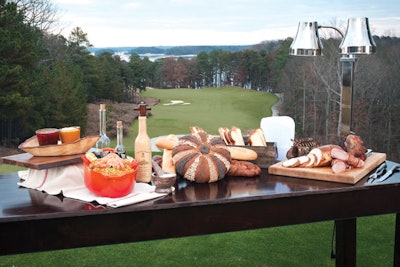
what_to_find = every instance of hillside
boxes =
[0,97,159,157]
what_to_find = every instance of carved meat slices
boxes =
[282,144,365,173]
[331,147,364,168]
[282,157,303,168]
[331,159,348,174]
[309,145,340,167]
[283,145,337,168]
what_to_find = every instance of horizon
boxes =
[88,44,254,49]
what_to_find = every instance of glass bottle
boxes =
[134,102,152,183]
[95,103,110,157]
[115,121,126,159]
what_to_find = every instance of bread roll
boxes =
[227,160,261,177]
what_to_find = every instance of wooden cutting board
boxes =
[268,152,386,184]
[1,153,83,170]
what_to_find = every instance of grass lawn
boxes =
[0,215,395,266]
[0,87,396,266]
[124,86,278,156]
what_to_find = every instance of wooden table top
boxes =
[1,160,400,256]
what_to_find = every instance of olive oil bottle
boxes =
[95,103,110,157]
[115,121,126,159]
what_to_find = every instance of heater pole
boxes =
[339,55,356,137]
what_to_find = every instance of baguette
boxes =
[157,132,257,161]
[155,135,179,150]
[162,148,176,173]
[227,146,258,161]
[158,134,178,173]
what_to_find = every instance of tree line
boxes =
[0,0,290,146]
[90,45,252,56]
[1,0,399,161]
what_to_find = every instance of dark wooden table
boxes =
[1,161,400,267]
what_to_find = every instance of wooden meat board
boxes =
[268,152,387,184]
[0,153,83,170]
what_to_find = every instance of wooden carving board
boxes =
[268,152,387,184]
[1,153,83,170]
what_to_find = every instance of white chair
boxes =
[260,116,295,161]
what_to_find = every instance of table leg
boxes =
[335,218,356,267]
[394,213,400,266]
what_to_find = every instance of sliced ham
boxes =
[330,147,349,161]
[309,145,341,167]
[331,159,348,173]
[331,147,365,168]
[282,157,301,168]
[308,148,322,166]
[281,155,310,168]
[281,144,365,172]
[348,156,365,168]
[305,154,317,167]
[297,155,311,167]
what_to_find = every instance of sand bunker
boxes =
[163,100,191,106]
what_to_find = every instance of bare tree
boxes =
[279,36,400,162]
[354,38,400,160]
[9,0,59,31]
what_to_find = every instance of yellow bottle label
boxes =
[135,150,152,183]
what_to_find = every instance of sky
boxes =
[52,0,400,48]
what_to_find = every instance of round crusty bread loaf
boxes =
[172,132,231,183]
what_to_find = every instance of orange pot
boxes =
[83,162,137,198]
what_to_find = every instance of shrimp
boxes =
[90,153,126,170]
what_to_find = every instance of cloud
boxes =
[52,0,400,47]
[124,2,142,9]
[55,0,94,5]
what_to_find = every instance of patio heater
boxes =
[289,17,376,137]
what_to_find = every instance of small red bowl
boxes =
[83,162,137,198]
[36,128,59,146]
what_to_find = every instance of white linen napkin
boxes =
[18,164,84,195]
[17,164,167,208]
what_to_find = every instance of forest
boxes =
[0,0,399,161]
[88,45,251,56]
